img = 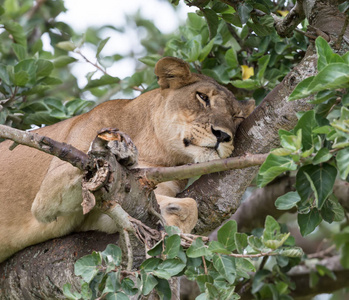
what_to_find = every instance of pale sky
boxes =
[54,0,195,86]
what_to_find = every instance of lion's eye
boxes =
[196,92,210,107]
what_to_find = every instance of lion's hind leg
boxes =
[31,157,83,224]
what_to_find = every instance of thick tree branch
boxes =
[140,153,268,185]
[272,0,305,38]
[0,124,92,171]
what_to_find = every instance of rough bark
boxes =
[1,1,349,299]
[0,232,120,300]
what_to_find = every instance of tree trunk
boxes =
[1,0,349,299]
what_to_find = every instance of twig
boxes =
[202,256,208,274]
[76,49,109,76]
[307,245,336,259]
[123,229,133,271]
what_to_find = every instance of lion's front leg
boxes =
[31,157,84,223]
[155,181,198,233]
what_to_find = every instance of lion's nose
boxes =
[211,127,232,143]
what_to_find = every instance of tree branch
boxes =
[139,153,268,185]
[272,0,306,38]
[0,124,92,171]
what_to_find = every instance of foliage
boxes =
[257,37,349,239]
[1,0,349,299]
[63,219,303,300]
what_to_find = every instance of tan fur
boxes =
[0,57,254,262]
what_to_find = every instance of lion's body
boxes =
[0,57,254,263]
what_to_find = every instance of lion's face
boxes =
[154,57,255,164]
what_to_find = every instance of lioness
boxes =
[0,57,254,263]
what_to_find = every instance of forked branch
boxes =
[0,124,268,185]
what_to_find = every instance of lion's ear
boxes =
[155,57,193,90]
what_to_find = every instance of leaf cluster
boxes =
[257,37,349,251]
[64,218,303,299]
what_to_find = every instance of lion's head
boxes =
[153,57,255,164]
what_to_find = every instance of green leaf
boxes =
[288,76,315,101]
[257,55,270,83]
[165,225,181,236]
[293,110,318,150]
[139,55,162,67]
[231,79,260,90]
[321,195,345,223]
[275,191,301,210]
[63,283,81,300]
[53,56,78,68]
[102,272,121,294]
[296,164,337,208]
[316,264,336,280]
[74,252,102,283]
[155,278,172,300]
[316,37,344,71]
[102,244,122,266]
[147,240,163,257]
[212,254,236,284]
[164,234,181,259]
[277,247,304,257]
[153,269,171,280]
[235,232,248,254]
[196,275,214,292]
[199,38,216,61]
[340,243,349,268]
[309,90,336,104]
[257,154,297,187]
[208,241,231,254]
[336,148,349,180]
[56,41,77,51]
[247,235,265,252]
[205,282,220,299]
[36,59,54,77]
[308,63,349,92]
[263,216,290,249]
[141,269,158,295]
[312,148,332,164]
[157,258,186,277]
[14,59,36,84]
[80,282,92,299]
[141,257,162,271]
[217,220,237,251]
[187,238,211,258]
[12,43,27,60]
[85,74,120,88]
[280,133,300,152]
[13,70,29,86]
[0,64,11,85]
[202,9,219,38]
[4,21,27,47]
[298,209,322,236]
[225,48,238,68]
[97,37,110,57]
[235,257,255,279]
[238,2,253,24]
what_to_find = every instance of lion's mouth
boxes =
[183,138,222,151]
